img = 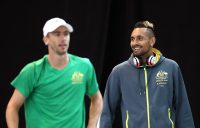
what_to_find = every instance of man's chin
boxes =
[133,52,142,57]
[58,51,67,56]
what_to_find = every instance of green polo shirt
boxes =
[11,54,99,128]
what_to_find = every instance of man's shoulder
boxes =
[69,53,91,64]
[163,57,179,66]
[22,55,46,71]
[33,55,47,65]
[111,60,129,73]
[115,60,129,68]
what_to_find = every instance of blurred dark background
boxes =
[1,0,199,127]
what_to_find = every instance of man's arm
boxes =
[87,90,103,128]
[6,89,25,128]
[174,66,195,128]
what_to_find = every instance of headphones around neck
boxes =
[133,55,157,68]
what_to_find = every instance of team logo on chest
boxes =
[155,70,168,87]
[71,71,84,84]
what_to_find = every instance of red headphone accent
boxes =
[133,55,157,67]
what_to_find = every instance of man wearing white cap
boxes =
[6,17,103,128]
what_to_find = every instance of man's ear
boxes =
[43,36,48,46]
[150,37,156,47]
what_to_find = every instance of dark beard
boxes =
[134,48,151,58]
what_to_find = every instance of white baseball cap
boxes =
[43,17,73,36]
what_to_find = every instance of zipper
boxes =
[168,108,174,128]
[144,67,150,128]
[126,110,129,128]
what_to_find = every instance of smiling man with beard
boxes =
[99,20,195,128]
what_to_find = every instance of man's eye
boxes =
[64,32,69,36]
[55,33,60,36]
[137,37,143,40]
[130,37,134,41]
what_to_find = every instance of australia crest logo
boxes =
[155,70,168,87]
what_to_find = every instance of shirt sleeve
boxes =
[99,67,121,128]
[85,59,99,96]
[173,64,195,128]
[11,62,36,98]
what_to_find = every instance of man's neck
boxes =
[48,53,69,69]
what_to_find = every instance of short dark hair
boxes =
[134,20,155,36]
